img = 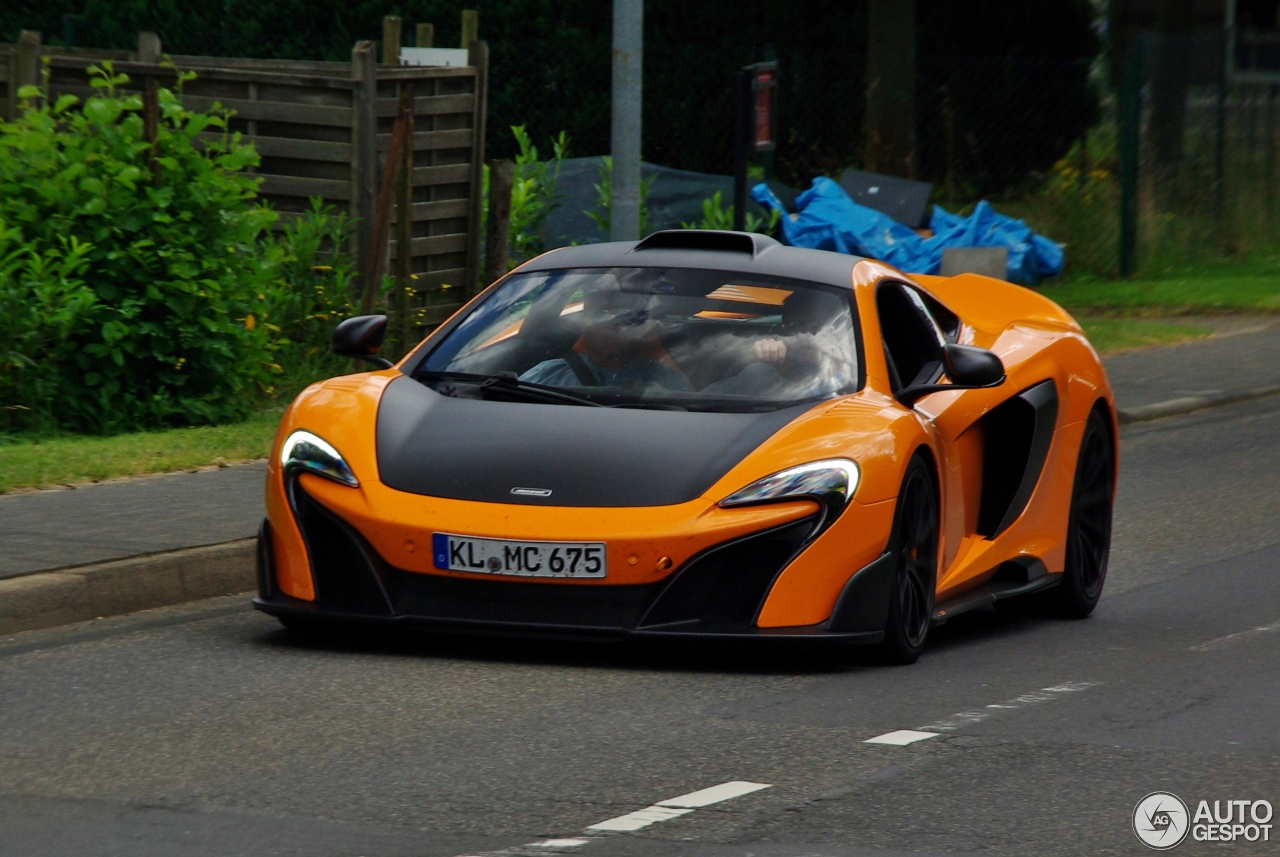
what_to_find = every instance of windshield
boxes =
[417,267,860,412]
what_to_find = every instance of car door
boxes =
[874,280,985,589]
[878,279,1061,597]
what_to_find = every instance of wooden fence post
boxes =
[382,16,401,65]
[351,41,379,306]
[396,85,416,354]
[363,103,411,314]
[466,39,489,296]
[136,31,162,64]
[15,30,41,104]
[416,24,434,48]
[461,10,479,49]
[485,160,514,286]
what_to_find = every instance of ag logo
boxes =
[1134,792,1190,849]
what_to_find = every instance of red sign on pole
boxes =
[751,62,777,153]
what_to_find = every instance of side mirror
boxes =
[331,315,393,369]
[942,343,1005,387]
[897,343,1006,406]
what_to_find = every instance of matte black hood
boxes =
[375,375,808,507]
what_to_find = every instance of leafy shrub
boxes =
[0,64,276,433]
[584,156,656,239]
[681,191,780,235]
[259,199,360,394]
[0,224,96,434]
[508,124,569,264]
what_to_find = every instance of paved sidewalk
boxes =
[0,463,265,580]
[3,321,1279,579]
[1102,317,1280,408]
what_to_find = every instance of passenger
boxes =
[703,289,855,397]
[750,288,829,369]
[519,287,691,391]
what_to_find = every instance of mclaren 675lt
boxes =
[254,230,1117,663]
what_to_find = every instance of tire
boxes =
[1046,409,1114,618]
[880,455,940,665]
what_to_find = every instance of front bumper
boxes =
[253,484,886,645]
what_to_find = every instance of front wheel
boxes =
[1046,409,1114,618]
[880,456,939,665]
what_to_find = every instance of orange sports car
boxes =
[254,230,1116,663]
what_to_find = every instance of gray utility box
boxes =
[940,247,1008,279]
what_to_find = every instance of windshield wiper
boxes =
[417,371,606,407]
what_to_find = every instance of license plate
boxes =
[432,533,607,578]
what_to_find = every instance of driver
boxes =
[519,286,691,391]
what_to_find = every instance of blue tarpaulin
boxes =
[751,177,1063,283]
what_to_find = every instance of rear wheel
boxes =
[880,456,939,665]
[1047,409,1114,618]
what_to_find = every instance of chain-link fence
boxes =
[1126,30,1280,275]
[489,28,1280,282]
[489,44,1109,276]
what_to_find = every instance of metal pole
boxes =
[1216,30,1228,243]
[733,69,749,231]
[611,0,643,241]
[1118,48,1141,278]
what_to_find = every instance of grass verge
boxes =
[1077,317,1213,355]
[0,408,281,494]
[1042,273,1280,314]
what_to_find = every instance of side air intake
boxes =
[633,229,778,256]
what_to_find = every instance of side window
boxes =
[876,283,946,391]
[916,290,961,342]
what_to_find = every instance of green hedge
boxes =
[0,66,358,435]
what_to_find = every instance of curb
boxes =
[0,539,256,636]
[1117,384,1280,425]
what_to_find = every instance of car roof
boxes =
[518,230,865,290]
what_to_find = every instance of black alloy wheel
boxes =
[881,455,940,665]
[1048,409,1114,618]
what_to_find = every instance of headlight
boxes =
[719,459,858,541]
[280,430,359,487]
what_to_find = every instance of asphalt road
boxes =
[3,398,1280,856]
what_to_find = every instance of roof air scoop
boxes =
[633,229,779,257]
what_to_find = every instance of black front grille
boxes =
[390,571,660,629]
[284,482,814,634]
[638,518,815,630]
[291,484,395,616]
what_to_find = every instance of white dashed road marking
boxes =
[656,780,773,808]
[916,681,1098,732]
[1189,619,1280,652]
[457,780,773,855]
[864,729,940,746]
[587,805,694,832]
[587,780,771,832]
[864,681,1101,748]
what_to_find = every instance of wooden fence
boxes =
[0,31,488,333]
